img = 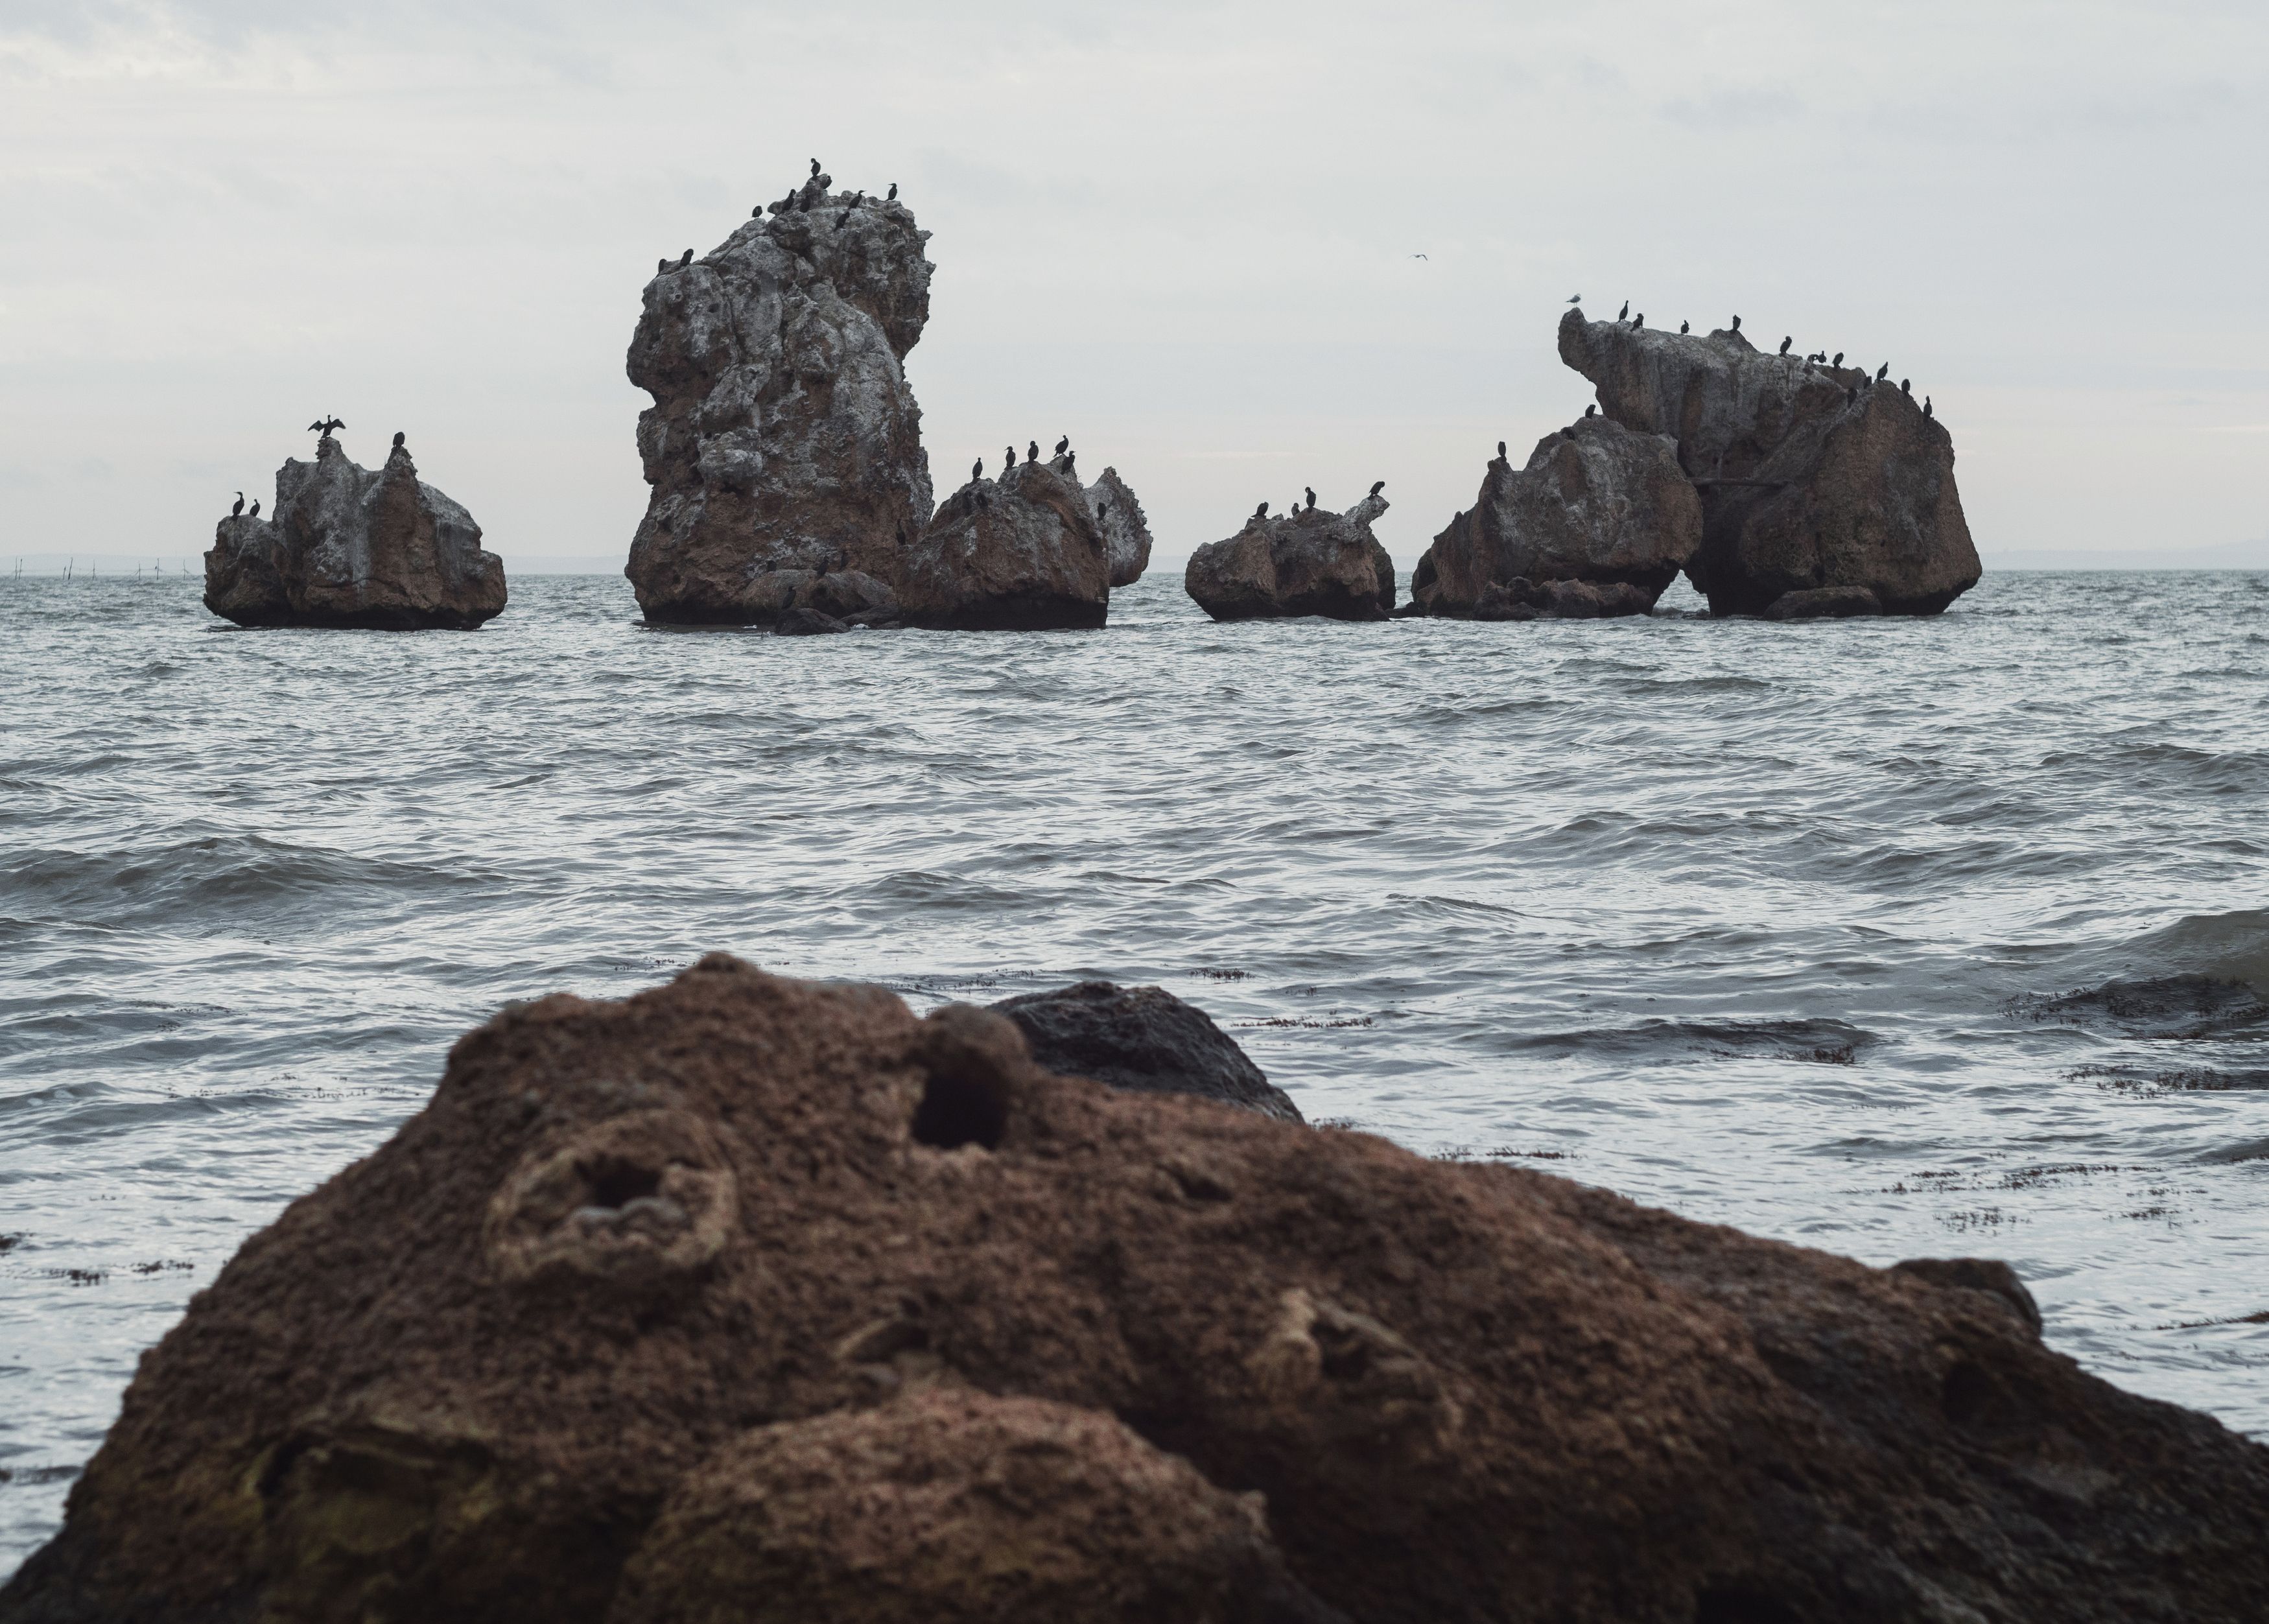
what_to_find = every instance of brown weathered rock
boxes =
[609,1389,1339,1624]
[1085,466,1153,588]
[624,172,934,625]
[897,457,1109,630]
[203,436,506,630]
[1413,421,1700,617]
[1558,309,1981,616]
[991,981,1302,1122]
[1184,497,1394,622]
[8,958,2268,1623]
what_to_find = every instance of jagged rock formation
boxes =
[897,456,1109,630]
[990,981,1302,1122]
[1558,309,1981,615]
[1084,467,1153,587]
[1184,495,1394,622]
[1409,419,1700,618]
[624,171,933,625]
[11,955,2268,1623]
[203,436,505,630]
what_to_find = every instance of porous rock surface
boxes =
[204,436,506,630]
[1558,308,1981,616]
[990,980,1302,1122]
[1085,465,1153,587]
[1185,496,1394,622]
[624,171,933,624]
[8,956,2269,1623]
[1410,419,1700,618]
[897,455,1109,630]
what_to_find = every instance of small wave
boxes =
[2010,975,2269,1039]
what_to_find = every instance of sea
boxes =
[3,567,2266,1573]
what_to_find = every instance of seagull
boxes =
[231,491,244,516]
[1411,253,1428,261]
[1567,294,1581,305]
[1779,336,1793,355]
[1369,479,1385,497]
[888,182,898,200]
[392,430,405,449]
[1923,395,1934,419]
[1680,320,1689,334]
[1054,434,1068,456]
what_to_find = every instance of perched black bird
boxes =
[1731,314,1742,332]
[1876,363,1889,382]
[972,458,983,482]
[888,182,898,200]
[307,416,344,438]
[1304,486,1315,509]
[810,158,821,176]
[1634,313,1645,329]
[836,211,850,226]
[1254,500,1269,519]
[1900,378,1911,395]
[1832,351,1844,368]
[849,191,864,207]
[1617,300,1629,320]
[249,500,261,517]
[392,430,405,449]
[1497,440,1507,458]
[1054,434,1068,456]
[1779,336,1793,355]
[679,249,693,267]
[231,491,244,516]
[657,257,668,274]
[751,206,762,218]
[1028,440,1039,464]
[1584,403,1597,418]
[1923,395,1934,419]
[797,191,812,212]
[1064,450,1076,477]
[1680,320,1689,334]
[1369,479,1385,497]
[1004,447,1015,474]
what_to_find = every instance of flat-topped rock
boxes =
[1184,496,1394,622]
[10,956,2268,1622]
[1558,308,1981,616]
[1411,419,1699,618]
[1084,466,1153,588]
[897,456,1109,630]
[203,436,506,630]
[624,175,934,625]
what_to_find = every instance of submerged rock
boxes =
[1085,466,1153,588]
[1184,497,1394,622]
[204,436,506,630]
[11,956,2268,1623]
[1558,309,1981,616]
[897,456,1109,630]
[991,981,1302,1122]
[624,173,934,625]
[1411,420,1699,618]
[1761,584,1882,620]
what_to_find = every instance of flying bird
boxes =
[231,491,244,516]
[1779,336,1793,355]
[1054,434,1068,456]
[1411,253,1428,261]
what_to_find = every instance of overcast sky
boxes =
[2,0,2264,572]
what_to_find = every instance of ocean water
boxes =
[3,567,2266,1571]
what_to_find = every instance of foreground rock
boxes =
[204,436,506,630]
[1184,495,1394,622]
[991,981,1302,1122]
[10,957,2268,1623]
[898,456,1109,630]
[624,171,933,624]
[1558,308,1981,616]
[1085,466,1153,587]
[1410,420,1700,618]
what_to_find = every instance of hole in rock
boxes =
[911,1069,1007,1151]
[1694,1586,1802,1624]
[582,1157,663,1210]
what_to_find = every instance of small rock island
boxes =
[1184,491,1396,621]
[204,432,506,630]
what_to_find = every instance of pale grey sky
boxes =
[2,0,2264,572]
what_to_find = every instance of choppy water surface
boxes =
[3,569,2267,1568]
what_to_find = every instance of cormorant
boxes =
[248,500,261,517]
[1304,486,1316,509]
[392,430,405,449]
[1369,480,1384,497]
[1731,314,1741,331]
[1584,404,1597,418]
[1054,434,1068,456]
[656,257,668,274]
[810,158,821,176]
[1680,320,1689,334]
[309,416,343,437]
[231,492,244,516]
[1779,336,1792,355]
[888,183,898,200]
[679,249,692,267]
[836,211,850,226]
[1004,447,1015,474]
[1832,351,1843,367]
[849,191,864,207]
[1900,378,1911,395]
[1028,440,1039,463]
[1923,395,1933,419]
[1617,300,1629,320]
[972,458,983,482]
[1634,313,1644,329]
[1255,501,1269,519]
[1064,451,1076,476]
[1875,363,1888,381]
[1497,440,1506,458]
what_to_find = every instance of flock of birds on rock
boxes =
[1585,300,1936,419]
[225,424,409,517]
[656,163,904,276]
[1251,480,1383,523]
[970,434,1076,487]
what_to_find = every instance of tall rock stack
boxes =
[204,435,506,630]
[624,171,935,625]
[1557,308,1980,617]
